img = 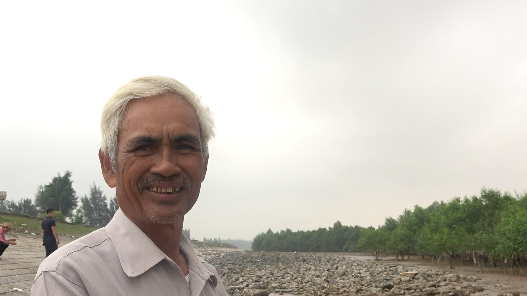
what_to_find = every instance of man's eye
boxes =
[176,144,199,153]
[178,144,194,150]
[133,145,150,152]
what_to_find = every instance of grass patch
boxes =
[1,212,240,248]
[0,212,97,237]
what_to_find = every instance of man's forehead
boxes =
[119,94,201,138]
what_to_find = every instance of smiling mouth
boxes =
[147,187,183,194]
[138,176,191,194]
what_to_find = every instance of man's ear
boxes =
[99,149,117,188]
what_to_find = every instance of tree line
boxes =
[252,221,363,252]
[0,171,118,227]
[252,188,527,272]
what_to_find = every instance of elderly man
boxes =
[32,76,227,295]
[0,222,17,259]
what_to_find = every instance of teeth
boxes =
[148,187,180,193]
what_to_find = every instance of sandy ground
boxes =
[1,233,525,295]
[0,233,77,295]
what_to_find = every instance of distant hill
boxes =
[220,239,252,250]
[201,238,253,250]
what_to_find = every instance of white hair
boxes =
[100,76,214,169]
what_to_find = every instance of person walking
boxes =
[41,208,59,257]
[0,222,17,259]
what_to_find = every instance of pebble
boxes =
[198,250,484,296]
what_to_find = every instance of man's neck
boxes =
[127,214,188,275]
[146,223,183,259]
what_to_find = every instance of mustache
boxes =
[137,176,192,191]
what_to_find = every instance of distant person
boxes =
[41,208,59,257]
[0,222,17,259]
[32,76,227,295]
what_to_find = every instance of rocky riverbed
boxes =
[0,234,524,296]
[196,249,524,296]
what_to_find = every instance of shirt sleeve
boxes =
[31,271,87,296]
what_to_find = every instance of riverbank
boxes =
[200,250,527,295]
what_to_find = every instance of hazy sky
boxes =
[1,1,526,241]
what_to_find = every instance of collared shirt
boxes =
[31,209,228,296]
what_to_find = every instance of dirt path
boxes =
[0,233,75,296]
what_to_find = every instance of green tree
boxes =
[261,229,278,251]
[495,203,527,264]
[341,226,363,252]
[358,227,386,259]
[0,200,7,212]
[71,209,84,224]
[480,188,515,230]
[382,217,402,259]
[3,200,18,214]
[1,198,38,216]
[79,183,112,227]
[15,198,39,216]
[252,232,264,251]
[109,195,119,215]
[53,211,67,223]
[394,208,420,259]
[34,171,78,217]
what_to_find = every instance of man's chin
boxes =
[144,209,186,225]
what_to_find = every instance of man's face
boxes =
[101,94,208,227]
[49,211,55,217]
[2,226,10,233]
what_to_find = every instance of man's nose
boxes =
[150,147,181,176]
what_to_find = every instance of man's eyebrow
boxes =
[126,135,159,147]
[171,134,202,145]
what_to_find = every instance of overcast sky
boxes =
[1,1,526,241]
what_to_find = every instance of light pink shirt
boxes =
[0,227,5,242]
[31,209,227,296]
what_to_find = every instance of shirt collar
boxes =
[106,209,166,277]
[106,208,218,287]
